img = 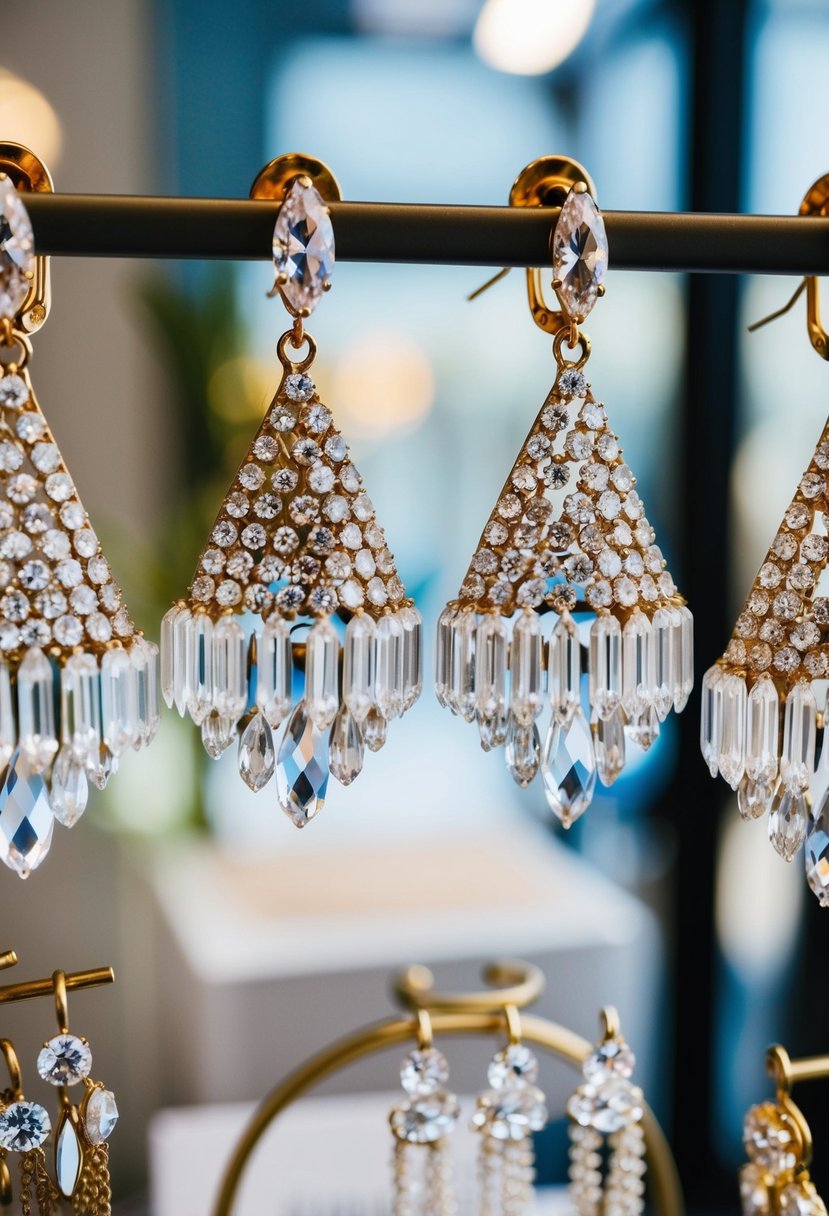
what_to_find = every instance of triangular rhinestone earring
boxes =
[437,156,692,826]
[161,154,422,827]
[0,144,159,878]
[702,171,829,904]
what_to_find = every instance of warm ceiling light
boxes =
[474,0,596,75]
[0,71,62,167]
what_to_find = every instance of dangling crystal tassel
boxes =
[389,1046,459,1216]
[472,1044,547,1216]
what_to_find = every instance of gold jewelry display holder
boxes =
[0,948,113,1007]
[214,960,684,1216]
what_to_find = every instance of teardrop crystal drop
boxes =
[0,176,35,320]
[595,708,626,787]
[769,787,809,862]
[276,701,329,827]
[626,703,660,751]
[364,707,387,753]
[551,187,608,322]
[541,707,597,827]
[329,705,364,786]
[83,1087,118,1145]
[0,750,54,877]
[479,709,508,752]
[237,711,275,792]
[55,1114,82,1198]
[272,177,335,316]
[85,743,118,791]
[805,789,829,907]
[200,709,236,759]
[49,745,89,828]
[505,715,540,787]
[737,774,775,822]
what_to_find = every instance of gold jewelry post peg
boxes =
[250,152,342,317]
[0,142,52,337]
[394,959,545,1014]
[468,154,602,346]
[748,171,829,359]
[0,966,113,1008]
[0,951,18,973]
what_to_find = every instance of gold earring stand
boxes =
[214,960,684,1216]
[0,947,113,1005]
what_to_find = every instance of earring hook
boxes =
[52,969,69,1035]
[0,1040,22,1100]
[748,171,829,359]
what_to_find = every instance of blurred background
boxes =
[1,0,828,1212]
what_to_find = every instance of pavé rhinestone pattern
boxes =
[703,417,829,904]
[438,364,691,826]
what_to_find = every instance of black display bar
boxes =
[21,193,829,275]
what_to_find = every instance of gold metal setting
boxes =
[0,144,52,338]
[250,152,342,205]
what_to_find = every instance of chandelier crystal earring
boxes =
[161,154,422,827]
[0,144,159,879]
[437,156,692,826]
[701,171,829,906]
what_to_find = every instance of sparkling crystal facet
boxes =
[475,614,508,721]
[343,613,375,724]
[0,1100,50,1152]
[434,606,455,708]
[305,617,340,729]
[37,1034,92,1086]
[769,787,809,861]
[255,617,292,728]
[595,708,626,787]
[622,611,652,720]
[472,1085,548,1141]
[737,774,775,822]
[743,1101,799,1172]
[718,673,747,790]
[50,745,89,828]
[237,711,275,792]
[505,715,540,786]
[329,704,364,786]
[552,188,608,322]
[567,1078,643,1134]
[212,616,247,722]
[589,614,622,720]
[651,606,677,721]
[60,652,101,763]
[0,750,53,877]
[83,1087,118,1145]
[781,681,817,792]
[583,1038,636,1085]
[488,1045,539,1089]
[375,612,405,721]
[549,613,581,724]
[806,788,829,906]
[511,610,543,726]
[100,648,136,756]
[190,612,213,725]
[160,605,179,708]
[0,177,35,321]
[399,605,423,711]
[16,647,57,771]
[276,702,329,827]
[447,611,476,720]
[700,665,722,777]
[400,1048,450,1097]
[541,707,597,827]
[390,1092,460,1144]
[272,178,335,316]
[746,675,779,785]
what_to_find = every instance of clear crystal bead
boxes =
[622,611,652,720]
[806,788,829,906]
[49,745,89,828]
[626,703,660,751]
[172,606,193,717]
[700,665,723,777]
[189,613,213,725]
[305,617,340,729]
[510,610,543,726]
[472,1085,548,1141]
[0,660,14,769]
[781,681,816,792]
[16,647,57,771]
[399,606,422,712]
[487,1044,539,1089]
[650,606,677,721]
[100,648,136,756]
[718,673,747,790]
[737,774,775,821]
[435,605,456,708]
[549,612,581,724]
[0,1100,50,1152]
[541,707,597,827]
[0,750,53,877]
[390,1092,460,1144]
[329,704,364,786]
[60,652,101,763]
[272,177,335,315]
[255,617,292,728]
[160,605,179,709]
[37,1034,92,1086]
[55,1114,82,1198]
[475,614,508,720]
[567,1078,643,1134]
[589,614,621,720]
[505,715,540,786]
[83,1087,118,1145]
[364,706,387,752]
[447,611,476,720]
[201,709,237,759]
[237,711,275,792]
[400,1048,450,1097]
[583,1038,636,1084]
[86,742,117,791]
[212,616,247,722]
[343,613,374,724]
[375,612,405,721]
[595,708,626,787]
[769,786,809,861]
[746,675,779,785]
[551,187,608,322]
[276,701,329,827]
[0,176,35,321]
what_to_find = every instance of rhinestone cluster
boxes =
[457,368,681,619]
[740,1102,826,1216]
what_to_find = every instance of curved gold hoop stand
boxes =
[213,962,684,1216]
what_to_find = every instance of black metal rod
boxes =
[20,193,829,274]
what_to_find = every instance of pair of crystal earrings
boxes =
[389,1008,646,1216]
[702,171,829,906]
[0,972,116,1214]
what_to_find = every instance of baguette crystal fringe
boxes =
[702,417,829,905]
[437,365,691,826]
[0,361,159,879]
[161,360,422,827]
